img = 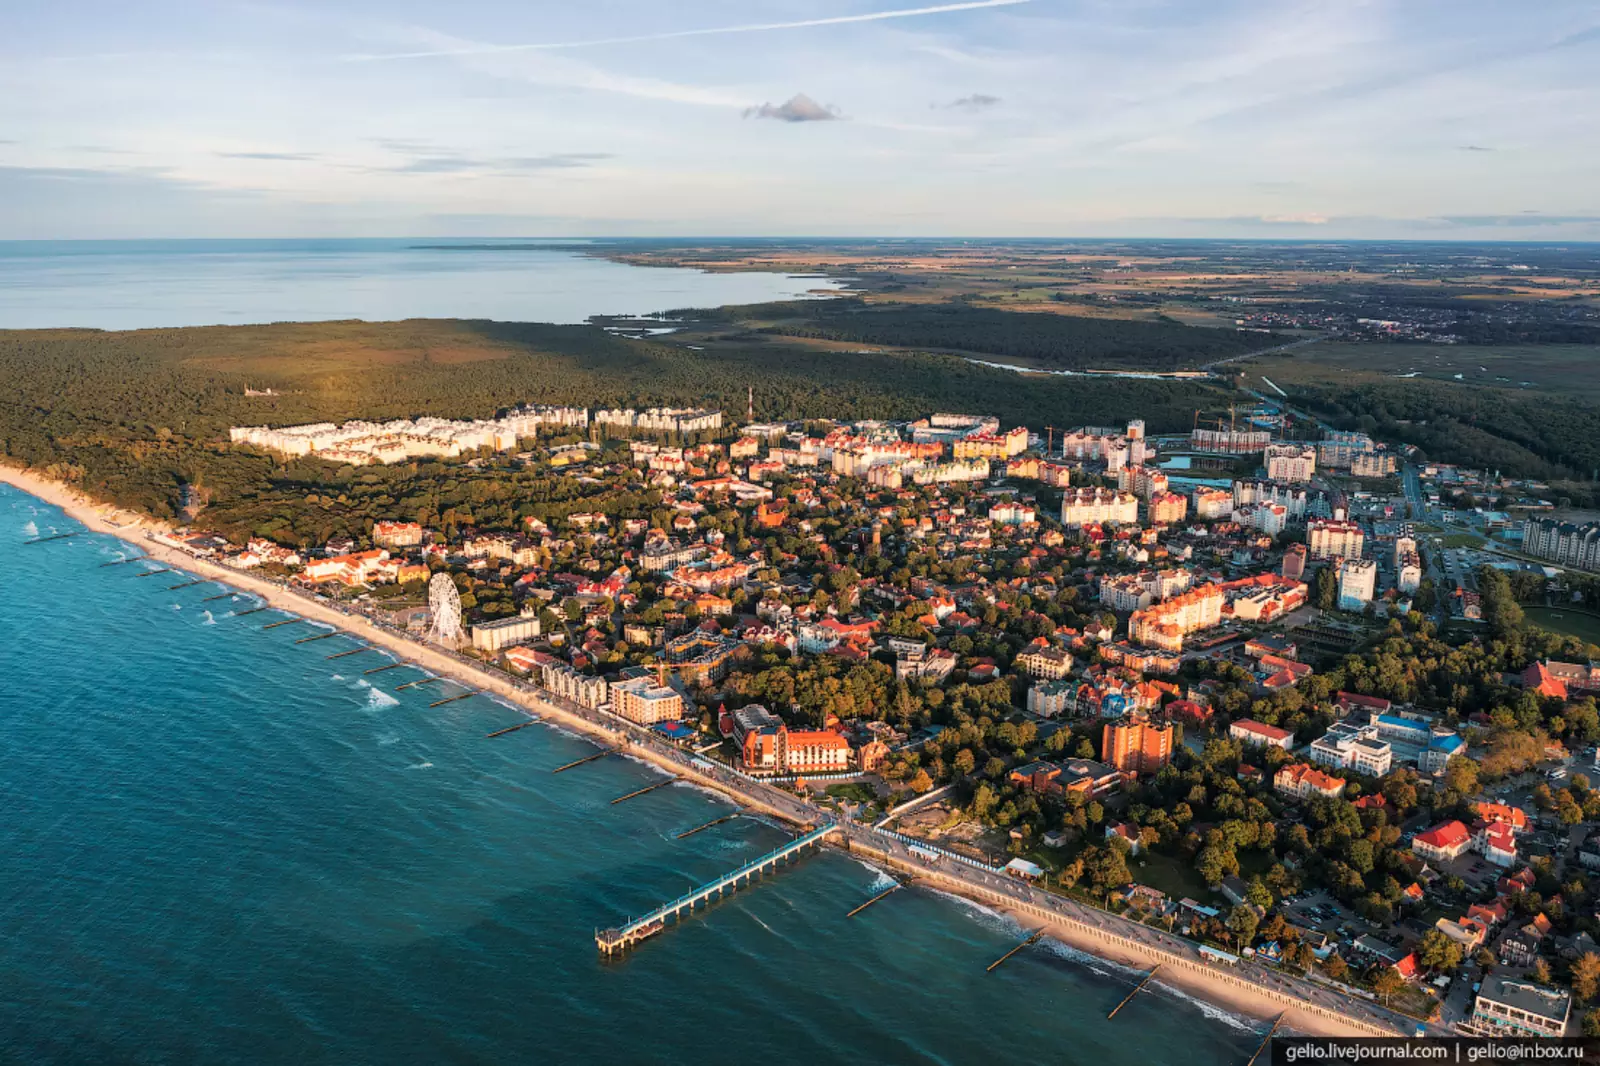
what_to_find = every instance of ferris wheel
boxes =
[426,572,463,646]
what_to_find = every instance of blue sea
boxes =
[0,485,1260,1064]
[0,239,842,330]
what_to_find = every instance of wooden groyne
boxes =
[986,931,1043,973]
[846,881,903,918]
[25,531,83,544]
[677,814,738,839]
[101,555,150,567]
[1245,1015,1285,1066]
[167,579,208,590]
[201,592,235,602]
[294,632,340,644]
[233,607,269,618]
[1107,965,1161,1019]
[611,777,679,805]
[553,749,618,773]
[428,691,478,708]
[262,618,301,630]
[364,662,408,675]
[326,646,372,660]
[135,567,175,577]
[396,677,442,691]
[486,719,541,738]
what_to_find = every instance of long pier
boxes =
[846,881,903,918]
[428,691,478,708]
[262,618,301,630]
[611,777,679,805]
[553,748,618,773]
[295,632,340,644]
[986,931,1043,973]
[676,814,738,839]
[25,531,83,544]
[326,646,372,660]
[101,555,150,567]
[1107,965,1161,1019]
[597,824,837,955]
[486,719,541,738]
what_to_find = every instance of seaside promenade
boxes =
[3,464,1433,1041]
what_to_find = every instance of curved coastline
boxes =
[1,462,1417,1041]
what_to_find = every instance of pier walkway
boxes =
[597,824,837,955]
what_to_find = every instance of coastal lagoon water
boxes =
[0,239,843,331]
[0,485,1257,1065]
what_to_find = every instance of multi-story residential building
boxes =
[952,426,1029,460]
[610,676,685,724]
[1317,430,1376,470]
[1060,488,1139,527]
[1521,518,1600,572]
[1101,712,1176,775]
[894,645,957,683]
[541,662,610,709]
[1100,569,1193,612]
[1411,820,1472,862]
[1193,487,1233,520]
[1264,444,1317,483]
[1118,466,1169,500]
[1148,492,1188,525]
[990,502,1037,526]
[1015,644,1074,680]
[1338,559,1378,611]
[1234,480,1330,521]
[1282,543,1307,580]
[1128,584,1224,651]
[1273,762,1347,802]
[1234,502,1288,537]
[594,407,724,434]
[1350,452,1398,478]
[1229,718,1294,750]
[1307,518,1364,561]
[1464,977,1571,1039]
[470,611,542,653]
[1190,428,1271,455]
[1027,679,1076,718]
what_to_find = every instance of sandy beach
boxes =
[2,462,1409,1040]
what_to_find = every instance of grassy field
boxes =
[1440,533,1487,549]
[1525,607,1600,648]
[1129,851,1212,901]
[1242,341,1600,398]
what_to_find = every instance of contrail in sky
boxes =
[347,0,1031,61]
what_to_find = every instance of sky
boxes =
[3,0,1598,240]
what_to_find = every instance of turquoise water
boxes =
[0,484,1257,1065]
[0,239,841,330]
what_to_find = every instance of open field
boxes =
[1525,607,1600,647]
[1239,341,1600,398]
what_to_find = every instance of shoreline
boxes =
[1,463,1414,1041]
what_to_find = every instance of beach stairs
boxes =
[596,823,838,955]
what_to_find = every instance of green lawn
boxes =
[1525,607,1600,648]
[1440,533,1486,549]
[1130,851,1212,901]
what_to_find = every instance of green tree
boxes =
[1573,953,1600,1002]
[1227,904,1259,950]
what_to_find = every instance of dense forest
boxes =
[747,298,1270,369]
[1288,376,1600,483]
[0,318,1225,526]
